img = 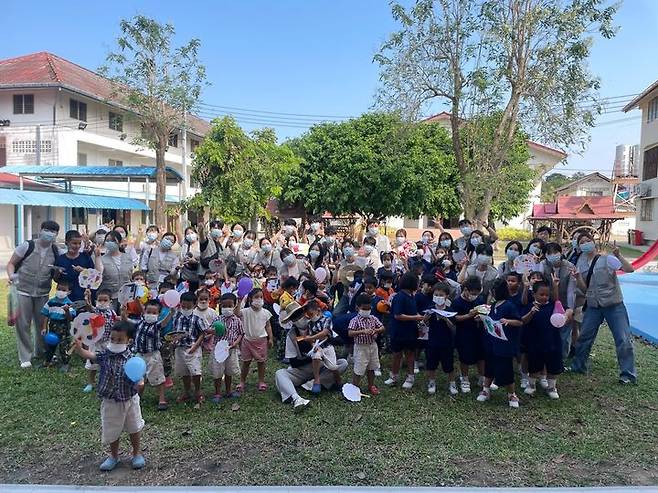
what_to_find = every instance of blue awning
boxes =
[0,165,183,183]
[0,188,150,211]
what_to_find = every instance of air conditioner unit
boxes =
[639,184,652,198]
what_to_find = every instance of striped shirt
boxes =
[206,314,245,350]
[133,319,162,354]
[348,314,384,345]
[171,312,207,348]
[96,349,136,402]
[94,307,116,346]
[40,296,76,321]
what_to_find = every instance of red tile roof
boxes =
[531,196,624,220]
[0,52,209,136]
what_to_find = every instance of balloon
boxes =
[237,278,253,298]
[323,310,333,319]
[553,300,566,315]
[213,319,226,338]
[124,356,147,383]
[43,332,61,346]
[162,289,181,308]
[213,340,230,364]
[314,267,327,283]
[550,313,567,328]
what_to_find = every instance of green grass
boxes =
[1,285,657,487]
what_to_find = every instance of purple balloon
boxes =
[237,277,253,298]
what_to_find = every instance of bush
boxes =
[496,227,533,241]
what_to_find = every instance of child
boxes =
[520,270,550,389]
[303,300,342,394]
[171,291,207,404]
[156,282,175,389]
[384,273,427,389]
[194,289,218,331]
[299,279,329,311]
[237,288,273,392]
[209,293,244,402]
[277,277,299,309]
[521,279,565,399]
[132,299,172,410]
[83,288,117,393]
[262,266,279,307]
[452,276,485,393]
[40,280,76,372]
[125,271,147,324]
[477,279,523,408]
[201,271,216,290]
[426,283,458,395]
[73,321,146,471]
[348,293,385,395]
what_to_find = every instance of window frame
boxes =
[108,158,123,167]
[640,198,654,222]
[108,111,123,132]
[168,132,179,148]
[69,98,88,122]
[13,94,34,114]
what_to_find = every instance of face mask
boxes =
[40,230,56,242]
[358,309,371,317]
[442,259,452,268]
[580,241,595,254]
[326,236,335,245]
[422,235,431,244]
[460,226,473,236]
[433,295,446,306]
[144,313,158,324]
[180,308,194,317]
[221,307,234,317]
[294,318,309,329]
[476,254,491,266]
[185,233,198,243]
[343,247,354,257]
[197,302,209,310]
[440,239,451,248]
[233,230,243,238]
[95,234,105,245]
[396,237,405,246]
[529,245,541,256]
[205,279,215,286]
[310,313,322,322]
[368,227,378,236]
[506,249,520,261]
[211,228,222,239]
[547,253,561,265]
[571,238,579,249]
[311,222,320,232]
[107,342,127,354]
[97,301,110,310]
[384,282,392,289]
[105,241,119,253]
[161,239,173,250]
[251,299,264,309]
[284,254,296,266]
[243,239,254,249]
[55,290,68,299]
[470,237,481,247]
[309,250,320,259]
[364,245,375,254]
[147,232,158,242]
[261,244,272,253]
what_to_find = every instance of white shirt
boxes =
[240,306,272,340]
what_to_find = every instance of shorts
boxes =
[426,344,454,374]
[140,351,166,386]
[527,350,564,376]
[390,338,416,354]
[456,332,484,366]
[240,337,268,363]
[353,342,380,376]
[174,346,203,377]
[490,355,515,387]
[101,395,144,445]
[209,347,240,379]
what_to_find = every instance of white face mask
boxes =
[396,236,405,246]
[364,245,375,254]
[205,279,215,286]
[221,307,234,317]
[40,230,56,243]
[433,295,446,306]
[107,342,127,354]
[284,225,296,235]
[251,298,264,309]
[96,301,111,310]
[211,228,222,239]
[180,308,194,317]
[243,239,254,249]
[144,313,159,324]
[325,236,335,245]
[186,233,198,243]
[197,301,209,310]
[368,227,378,236]
[311,222,321,232]
[55,290,68,299]
[309,250,320,259]
[358,309,371,317]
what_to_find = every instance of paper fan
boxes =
[70,312,104,345]
[513,254,539,275]
[480,315,508,341]
[342,383,370,402]
[79,268,102,289]
[475,304,491,315]
[118,283,138,306]
[213,340,230,363]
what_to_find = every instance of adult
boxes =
[570,233,636,383]
[180,226,201,292]
[113,224,139,268]
[536,225,553,243]
[98,231,134,306]
[305,217,324,245]
[278,247,313,281]
[364,219,391,254]
[54,230,102,303]
[459,243,498,299]
[274,302,348,410]
[437,232,454,251]
[143,232,180,289]
[321,226,341,267]
[307,241,327,270]
[498,241,523,277]
[236,230,259,275]
[455,219,498,251]
[254,237,281,271]
[199,220,226,274]
[137,225,160,260]
[6,220,61,368]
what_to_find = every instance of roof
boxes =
[0,52,210,136]
[553,172,611,193]
[72,185,180,203]
[530,196,624,220]
[623,81,658,112]
[0,165,183,183]
[0,172,57,191]
[421,112,454,123]
[0,188,149,210]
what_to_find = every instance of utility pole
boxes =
[181,107,189,227]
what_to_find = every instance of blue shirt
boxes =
[390,290,418,343]
[54,252,95,302]
[41,296,76,321]
[452,294,486,349]
[428,314,453,348]
[522,301,561,353]
[489,300,521,358]
[415,291,434,314]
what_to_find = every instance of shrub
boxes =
[496,227,533,241]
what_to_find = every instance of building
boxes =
[623,83,658,242]
[0,51,209,246]
[553,171,612,197]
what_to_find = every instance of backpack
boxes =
[15,240,59,272]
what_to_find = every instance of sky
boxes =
[5,0,658,177]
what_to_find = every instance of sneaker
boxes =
[427,380,437,395]
[489,382,499,391]
[413,363,420,375]
[374,368,382,377]
[369,385,380,396]
[520,377,529,389]
[164,377,174,389]
[100,456,119,471]
[460,377,471,394]
[384,374,398,386]
[539,377,549,389]
[524,385,536,396]
[476,389,490,402]
[293,395,310,410]
[619,375,635,385]
[402,375,415,390]
[20,361,32,369]
[448,381,458,396]
[131,454,146,470]
[508,393,520,408]
[82,384,94,393]
[547,388,560,399]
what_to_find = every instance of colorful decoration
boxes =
[162,289,181,308]
[78,268,103,290]
[70,312,104,345]
[124,356,146,382]
[513,254,540,275]
[480,315,508,341]
[550,300,567,328]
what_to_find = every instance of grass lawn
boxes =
[1,285,657,487]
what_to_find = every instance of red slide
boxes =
[620,240,658,273]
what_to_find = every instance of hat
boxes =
[279,301,305,324]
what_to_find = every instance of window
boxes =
[11,140,52,154]
[77,153,87,166]
[648,97,658,123]
[69,98,87,121]
[168,132,178,148]
[109,112,123,132]
[108,159,123,167]
[640,199,654,222]
[643,146,658,181]
[72,207,87,225]
[190,139,200,153]
[13,94,34,114]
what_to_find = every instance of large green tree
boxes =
[185,117,298,222]
[282,112,460,220]
[376,0,617,221]
[100,15,207,227]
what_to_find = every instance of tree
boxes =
[184,117,298,223]
[100,15,207,227]
[376,0,618,221]
[540,171,587,202]
[281,112,460,220]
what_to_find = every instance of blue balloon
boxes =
[43,332,60,346]
[124,356,147,383]
[323,310,333,319]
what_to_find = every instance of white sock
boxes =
[547,378,557,390]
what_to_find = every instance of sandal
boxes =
[157,401,169,411]
[236,383,245,393]
[196,394,205,404]
[257,382,268,392]
[176,393,190,404]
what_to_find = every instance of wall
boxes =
[637,94,658,242]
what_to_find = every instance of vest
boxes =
[100,253,134,298]
[146,249,179,286]
[586,255,623,308]
[541,260,574,307]
[17,242,56,297]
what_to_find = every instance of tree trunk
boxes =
[476,187,494,223]
[154,134,168,228]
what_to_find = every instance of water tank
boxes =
[614,144,633,177]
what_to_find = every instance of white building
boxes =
[0,51,208,246]
[624,83,658,242]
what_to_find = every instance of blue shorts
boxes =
[426,344,454,373]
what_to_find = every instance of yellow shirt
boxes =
[279,291,295,309]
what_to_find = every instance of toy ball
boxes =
[323,310,333,319]
[376,300,390,314]
[43,332,61,346]
[213,320,226,338]
[550,313,567,328]
[162,289,181,308]
[237,278,253,298]
[124,356,147,383]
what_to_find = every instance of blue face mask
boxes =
[529,245,541,256]
[39,230,56,243]
[506,249,520,261]
[580,241,595,254]
[343,247,355,257]
[470,236,481,247]
[161,238,173,250]
[105,241,119,253]
[460,226,473,237]
[547,253,561,265]
[440,239,451,248]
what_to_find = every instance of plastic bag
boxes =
[7,284,19,327]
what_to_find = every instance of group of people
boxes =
[7,217,638,471]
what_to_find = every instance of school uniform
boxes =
[523,302,563,376]
[133,319,166,387]
[487,301,521,386]
[389,290,419,353]
[452,295,485,365]
[171,312,207,377]
[426,314,455,374]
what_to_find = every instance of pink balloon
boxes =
[237,277,253,298]
[163,289,181,308]
[315,267,327,283]
[553,300,565,315]
[550,312,566,328]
